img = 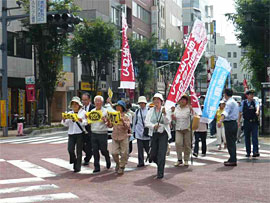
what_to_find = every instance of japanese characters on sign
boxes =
[86,111,103,124]
[30,0,47,24]
[107,111,122,125]
[62,113,79,122]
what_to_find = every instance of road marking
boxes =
[166,156,206,166]
[42,158,93,174]
[0,177,44,185]
[7,160,57,178]
[10,136,64,144]
[30,137,68,144]
[218,149,270,158]
[0,159,5,162]
[50,140,68,144]
[0,192,78,203]
[0,184,58,194]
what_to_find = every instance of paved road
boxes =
[0,132,270,203]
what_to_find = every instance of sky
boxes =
[210,0,239,44]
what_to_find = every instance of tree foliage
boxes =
[70,19,117,97]
[21,0,80,124]
[128,35,157,95]
[227,0,270,89]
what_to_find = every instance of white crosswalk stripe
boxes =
[0,177,45,185]
[0,184,58,194]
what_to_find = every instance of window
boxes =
[161,6,165,19]
[170,14,181,27]
[16,33,32,59]
[227,52,231,58]
[160,27,166,40]
[132,1,137,17]
[132,2,150,24]
[233,63,237,69]
[233,52,237,58]
[111,7,120,26]
[63,56,71,72]
[233,74,237,79]
[7,32,15,56]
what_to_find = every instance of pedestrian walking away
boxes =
[90,96,111,173]
[109,100,130,174]
[172,94,193,166]
[81,93,95,166]
[218,89,239,167]
[133,96,150,167]
[61,96,88,173]
[193,105,208,157]
[239,89,260,158]
[145,93,171,179]
[216,100,227,150]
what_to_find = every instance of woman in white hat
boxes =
[172,94,193,166]
[61,96,87,172]
[145,93,171,179]
[216,100,227,150]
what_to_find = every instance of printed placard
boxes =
[108,111,122,125]
[62,113,79,122]
[86,110,103,124]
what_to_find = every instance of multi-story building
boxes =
[215,33,252,93]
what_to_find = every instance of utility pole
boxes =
[1,0,8,137]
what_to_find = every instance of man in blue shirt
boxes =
[218,88,239,166]
[238,89,260,158]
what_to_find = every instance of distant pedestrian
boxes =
[216,100,226,150]
[126,102,135,154]
[172,94,193,166]
[193,105,207,157]
[90,96,111,173]
[239,89,260,157]
[218,89,239,166]
[109,100,130,174]
[61,96,87,172]
[133,96,150,167]
[81,93,95,165]
[145,93,171,179]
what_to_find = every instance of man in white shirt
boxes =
[90,96,111,173]
[81,93,95,165]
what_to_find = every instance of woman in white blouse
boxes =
[61,96,87,173]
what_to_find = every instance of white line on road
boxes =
[50,140,68,144]
[0,177,44,185]
[7,160,57,178]
[29,137,68,144]
[42,158,93,174]
[0,192,78,203]
[0,184,58,194]
[0,159,5,162]
[10,136,65,144]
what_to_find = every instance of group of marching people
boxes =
[61,88,260,179]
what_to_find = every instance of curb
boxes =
[24,126,68,136]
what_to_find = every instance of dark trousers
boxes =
[194,132,207,155]
[68,133,84,171]
[224,121,238,163]
[91,133,110,170]
[244,120,259,155]
[150,132,168,177]
[129,140,133,154]
[137,139,150,165]
[210,118,217,135]
[83,132,92,162]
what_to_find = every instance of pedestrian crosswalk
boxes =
[1,146,269,202]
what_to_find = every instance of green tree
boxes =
[226,0,270,89]
[128,35,157,96]
[71,19,117,98]
[21,0,80,124]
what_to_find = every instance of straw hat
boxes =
[138,96,147,104]
[69,96,83,109]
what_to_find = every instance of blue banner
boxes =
[201,57,232,123]
[228,73,231,88]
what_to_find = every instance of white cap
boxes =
[138,96,147,104]
[153,93,164,101]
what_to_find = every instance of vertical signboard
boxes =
[0,100,7,127]
[30,0,47,24]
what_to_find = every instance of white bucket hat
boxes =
[69,96,83,109]
[153,93,164,101]
[138,96,147,104]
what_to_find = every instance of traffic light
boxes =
[47,13,83,33]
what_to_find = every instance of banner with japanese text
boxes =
[165,19,207,108]
[108,111,122,125]
[86,110,103,124]
[201,57,232,123]
[119,14,135,89]
[190,75,202,115]
[62,113,79,122]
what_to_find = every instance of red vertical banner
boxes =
[165,20,208,108]
[26,84,36,102]
[190,75,202,115]
[119,14,135,89]
[243,79,249,92]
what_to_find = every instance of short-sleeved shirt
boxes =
[239,99,259,113]
[222,97,239,121]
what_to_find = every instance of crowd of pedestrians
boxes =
[61,88,261,179]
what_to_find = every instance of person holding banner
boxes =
[133,96,150,167]
[81,93,95,166]
[145,93,171,179]
[172,94,193,166]
[218,89,239,167]
[216,100,227,150]
[61,96,87,172]
[90,96,111,173]
[108,100,130,174]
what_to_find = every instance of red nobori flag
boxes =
[119,15,135,89]
[243,78,249,92]
[190,75,202,115]
[165,20,208,108]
